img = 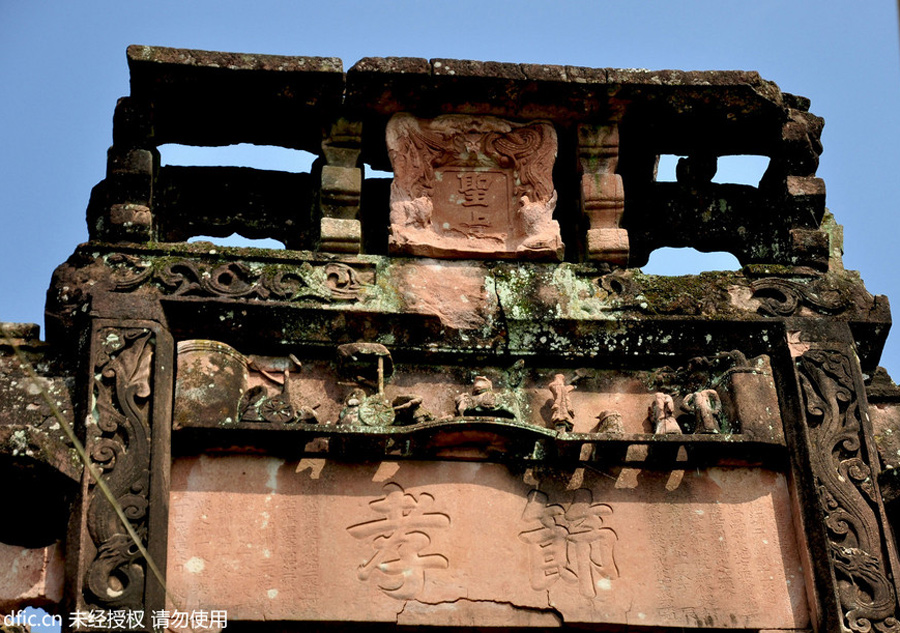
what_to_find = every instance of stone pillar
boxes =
[318,118,363,253]
[88,97,158,244]
[578,123,628,266]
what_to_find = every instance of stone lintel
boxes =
[123,45,345,150]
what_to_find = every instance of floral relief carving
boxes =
[85,327,154,609]
[797,348,899,633]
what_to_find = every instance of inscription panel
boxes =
[167,457,809,629]
[387,113,562,260]
[431,168,513,240]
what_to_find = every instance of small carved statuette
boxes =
[597,410,624,434]
[339,388,365,425]
[455,376,517,419]
[649,393,681,435]
[683,389,722,433]
[548,373,575,432]
[239,355,318,423]
[336,343,398,427]
[392,395,434,426]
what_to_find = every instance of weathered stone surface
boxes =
[0,542,64,612]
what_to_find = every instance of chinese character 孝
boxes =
[347,482,451,599]
[518,488,619,598]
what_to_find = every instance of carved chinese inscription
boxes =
[518,489,618,598]
[387,113,562,260]
[347,483,450,599]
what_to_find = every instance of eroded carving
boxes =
[548,374,575,432]
[387,113,562,260]
[347,482,450,600]
[797,349,899,632]
[683,389,723,434]
[239,356,318,424]
[750,278,849,317]
[455,376,517,419]
[518,489,618,598]
[596,410,624,434]
[337,343,397,427]
[86,327,153,608]
[649,392,681,435]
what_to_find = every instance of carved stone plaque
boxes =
[387,113,563,260]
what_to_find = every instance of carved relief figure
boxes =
[597,410,624,434]
[239,355,318,424]
[649,392,682,435]
[338,388,366,426]
[548,373,575,432]
[683,389,722,434]
[387,113,562,260]
[391,394,433,426]
[337,343,396,427]
[455,376,517,419]
[518,489,618,598]
[336,343,433,426]
[347,483,450,600]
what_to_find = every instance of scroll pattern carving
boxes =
[751,278,849,317]
[85,327,154,608]
[797,349,899,632]
[108,254,371,303]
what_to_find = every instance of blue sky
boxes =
[2,1,900,378]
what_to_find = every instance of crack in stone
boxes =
[395,596,565,626]
[489,269,511,356]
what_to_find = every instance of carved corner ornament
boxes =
[796,348,900,632]
[387,113,563,261]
